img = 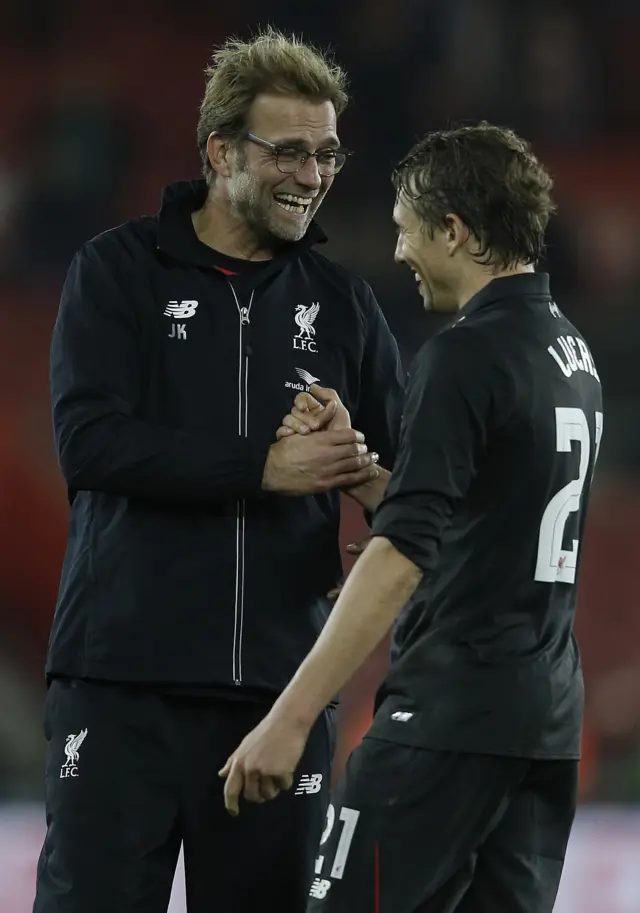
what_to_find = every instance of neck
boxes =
[455,263,534,310]
[191,187,274,261]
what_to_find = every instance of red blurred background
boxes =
[0,1,639,908]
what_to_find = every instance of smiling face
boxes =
[393,192,463,313]
[224,93,339,245]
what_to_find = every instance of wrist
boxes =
[271,692,318,736]
[261,445,278,492]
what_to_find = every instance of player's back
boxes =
[373,273,602,757]
[423,295,602,659]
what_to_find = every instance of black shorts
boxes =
[307,737,577,913]
[33,678,335,913]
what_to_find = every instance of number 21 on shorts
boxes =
[315,803,360,879]
[535,406,603,584]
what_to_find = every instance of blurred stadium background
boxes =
[0,0,639,909]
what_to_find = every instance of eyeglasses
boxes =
[245,133,353,176]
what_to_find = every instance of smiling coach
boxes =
[34,28,403,913]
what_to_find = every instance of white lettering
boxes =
[548,344,572,378]
[558,336,577,370]
[576,338,600,381]
[549,336,600,383]
[567,336,583,370]
[293,338,318,353]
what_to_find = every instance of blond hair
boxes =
[197,28,349,182]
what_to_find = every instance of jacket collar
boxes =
[156,179,327,270]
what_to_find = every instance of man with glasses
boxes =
[35,28,403,913]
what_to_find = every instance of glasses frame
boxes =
[245,132,353,176]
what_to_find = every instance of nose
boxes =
[295,154,322,191]
[394,236,404,265]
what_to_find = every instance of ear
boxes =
[207,132,234,179]
[444,213,470,255]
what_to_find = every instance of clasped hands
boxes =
[261,384,379,495]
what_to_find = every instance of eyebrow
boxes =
[271,137,341,150]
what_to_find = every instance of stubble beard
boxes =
[228,162,316,245]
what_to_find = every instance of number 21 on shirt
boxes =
[535,406,603,584]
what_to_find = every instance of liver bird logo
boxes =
[62,729,88,767]
[295,303,320,339]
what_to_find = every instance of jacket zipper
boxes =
[228,283,255,684]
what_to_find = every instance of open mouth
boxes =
[274,193,313,215]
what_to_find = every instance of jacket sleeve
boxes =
[51,245,269,504]
[352,284,404,471]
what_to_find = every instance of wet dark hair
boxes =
[392,122,556,270]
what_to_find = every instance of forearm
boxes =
[56,412,269,503]
[271,536,422,730]
[345,467,391,512]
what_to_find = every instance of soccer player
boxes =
[221,123,603,913]
[34,29,403,913]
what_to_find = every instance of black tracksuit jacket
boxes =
[46,180,404,693]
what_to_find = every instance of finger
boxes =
[259,776,281,801]
[325,428,365,445]
[282,413,312,435]
[276,771,295,792]
[218,756,232,778]
[276,425,296,440]
[294,392,322,413]
[295,399,336,431]
[223,764,244,816]
[326,455,377,475]
[308,384,343,408]
[244,772,267,804]
[324,443,372,464]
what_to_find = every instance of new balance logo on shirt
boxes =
[309,877,332,899]
[295,773,323,795]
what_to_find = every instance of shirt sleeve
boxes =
[51,244,269,505]
[371,326,513,572]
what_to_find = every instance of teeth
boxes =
[276,201,305,213]
[275,193,313,205]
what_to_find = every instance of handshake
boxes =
[261,384,379,496]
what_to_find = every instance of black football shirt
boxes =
[370,273,603,758]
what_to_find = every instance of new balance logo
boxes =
[60,729,88,778]
[391,711,414,722]
[295,773,323,795]
[164,300,198,319]
[165,301,198,340]
[309,878,332,899]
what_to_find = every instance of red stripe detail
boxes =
[214,266,238,276]
[374,842,380,913]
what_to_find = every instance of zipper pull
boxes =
[242,310,253,356]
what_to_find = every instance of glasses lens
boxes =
[276,148,303,173]
[275,149,348,175]
[316,151,346,176]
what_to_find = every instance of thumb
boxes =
[308,384,341,407]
